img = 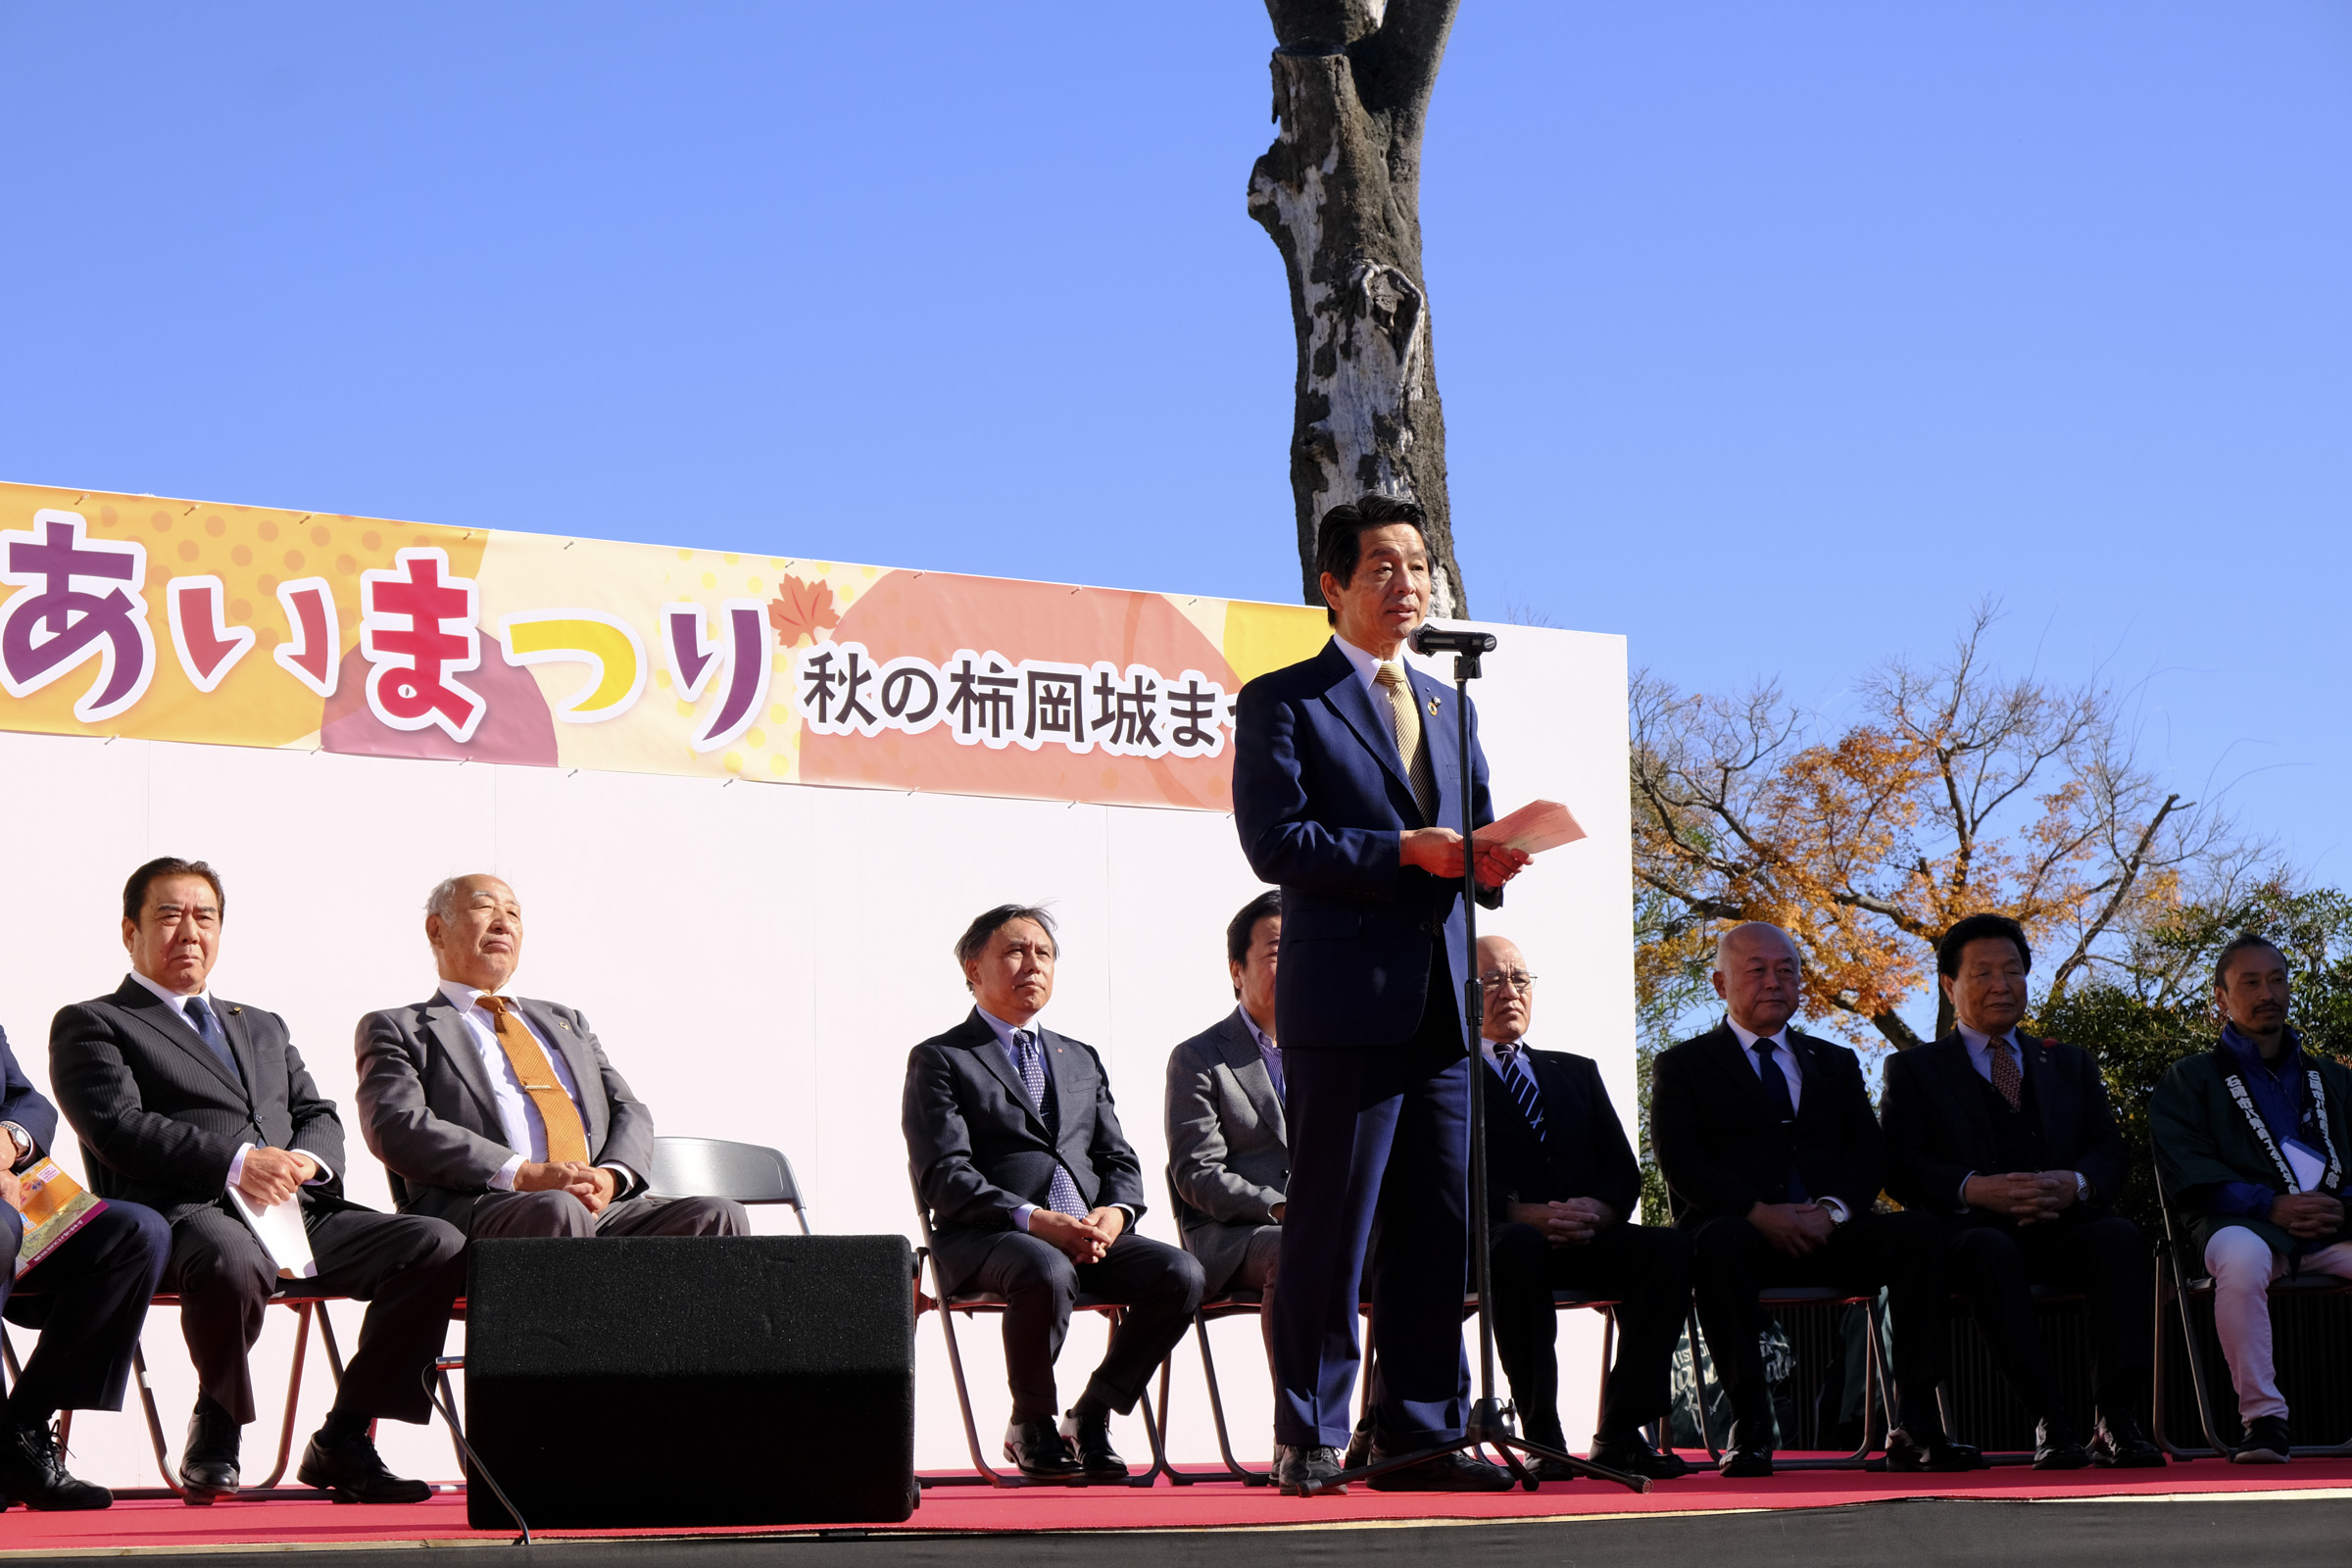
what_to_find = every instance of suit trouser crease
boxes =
[1270,963,1472,1449]
[2205,1228,2352,1425]
[165,1203,466,1426]
[1490,1219,1692,1445]
[959,1229,1203,1423]
[1690,1208,1951,1440]
[0,1201,172,1415]
[1947,1212,2151,1424]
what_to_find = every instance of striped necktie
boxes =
[182,997,239,1082]
[1013,1030,1088,1218]
[1493,1042,1546,1140]
[1373,662,1441,824]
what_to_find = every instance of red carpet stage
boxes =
[4,1456,2349,1567]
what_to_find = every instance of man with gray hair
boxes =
[354,873,746,1239]
[1650,920,1976,1477]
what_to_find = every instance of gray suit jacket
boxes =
[1164,1007,1288,1296]
[354,991,655,1230]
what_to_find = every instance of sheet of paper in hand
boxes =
[10,1157,107,1279]
[236,1186,318,1281]
[2282,1137,2327,1196]
[1473,800,1587,856]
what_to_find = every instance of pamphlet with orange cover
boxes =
[10,1157,105,1279]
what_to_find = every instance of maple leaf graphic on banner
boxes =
[766,573,842,650]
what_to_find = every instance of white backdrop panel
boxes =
[0,621,1631,1485]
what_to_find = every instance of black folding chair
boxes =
[2151,1186,2352,1459]
[1687,1285,1889,1469]
[909,1175,1171,1488]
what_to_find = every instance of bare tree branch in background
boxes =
[1631,606,2250,1053]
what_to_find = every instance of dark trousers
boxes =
[165,1201,466,1426]
[0,1200,171,1416]
[957,1229,1203,1423]
[1947,1211,2150,1425]
[1690,1207,1951,1443]
[1271,969,1471,1447]
[464,1190,749,1239]
[1490,1218,1692,1446]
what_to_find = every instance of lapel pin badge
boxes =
[1427,699,1440,715]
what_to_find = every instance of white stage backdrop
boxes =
[0,621,1630,1486]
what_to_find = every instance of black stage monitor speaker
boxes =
[464,1235,916,1528]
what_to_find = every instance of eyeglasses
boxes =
[1479,971,1537,995]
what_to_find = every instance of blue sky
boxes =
[4,3,2348,878]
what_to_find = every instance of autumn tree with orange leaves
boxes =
[1632,608,2251,1052]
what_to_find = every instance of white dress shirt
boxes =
[437,980,634,1195]
[1331,632,1399,698]
[127,968,334,1195]
[1953,1022,2088,1205]
[1725,1017,1847,1223]
[1480,1035,1540,1096]
[974,1005,1132,1234]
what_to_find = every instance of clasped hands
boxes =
[2270,1191,2345,1240]
[236,1146,319,1207]
[1748,1200,1838,1256]
[516,1160,620,1213]
[1965,1170,2082,1226]
[1510,1198,1614,1247]
[1029,1205,1127,1264]
[1400,828,1530,889]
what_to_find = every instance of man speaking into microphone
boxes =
[1232,495,1530,1494]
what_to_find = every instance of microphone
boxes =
[1408,624,1496,657]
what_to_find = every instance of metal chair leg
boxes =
[2166,1245,2230,1460]
[437,1362,468,1475]
[1687,1307,1719,1461]
[250,1300,314,1491]
[129,1342,190,1499]
[918,1250,1014,1488]
[1197,1317,1272,1484]
[1593,1306,1619,1445]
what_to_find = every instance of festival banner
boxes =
[0,481,1332,811]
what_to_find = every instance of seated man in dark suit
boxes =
[51,858,467,1506]
[906,904,1204,1483]
[2153,932,2352,1464]
[1165,892,1289,1356]
[1651,920,1981,1477]
[1882,913,2162,1469]
[0,1029,171,1510]
[1478,935,1691,1482]
[354,874,746,1241]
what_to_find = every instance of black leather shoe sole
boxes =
[1886,1446,1989,1473]
[295,1459,431,1505]
[2091,1445,2167,1469]
[176,1468,237,1506]
[1592,1446,1690,1481]
[1717,1449,1774,1479]
[1365,1457,1512,1493]
[2033,1445,2092,1470]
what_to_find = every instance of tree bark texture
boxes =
[1250,0,1466,616]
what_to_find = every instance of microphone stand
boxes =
[1305,628,1646,1496]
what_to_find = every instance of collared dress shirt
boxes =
[1725,1017,1847,1222]
[436,979,636,1196]
[1239,1004,1284,1102]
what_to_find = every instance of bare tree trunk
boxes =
[1249,0,1466,616]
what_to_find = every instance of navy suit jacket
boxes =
[1650,1022,1886,1226]
[1880,1030,2130,1220]
[1232,637,1498,1049]
[904,1009,1148,1292]
[1481,1047,1642,1223]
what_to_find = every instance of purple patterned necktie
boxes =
[1014,1030,1087,1217]
[1988,1036,2023,1111]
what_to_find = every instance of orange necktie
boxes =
[475,996,590,1163]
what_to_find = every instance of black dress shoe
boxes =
[1591,1433,1690,1480]
[296,1430,433,1504]
[1342,1416,1373,1471]
[2033,1418,2091,1470]
[1366,1446,1513,1493]
[1717,1446,1774,1478]
[1531,1455,1579,1483]
[1059,1410,1131,1483]
[1274,1444,1348,1496]
[2231,1414,2290,1464]
[1003,1417,1084,1483]
[1885,1430,1988,1472]
[177,1407,240,1505]
[2089,1412,2165,1469]
[0,1419,111,1511]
